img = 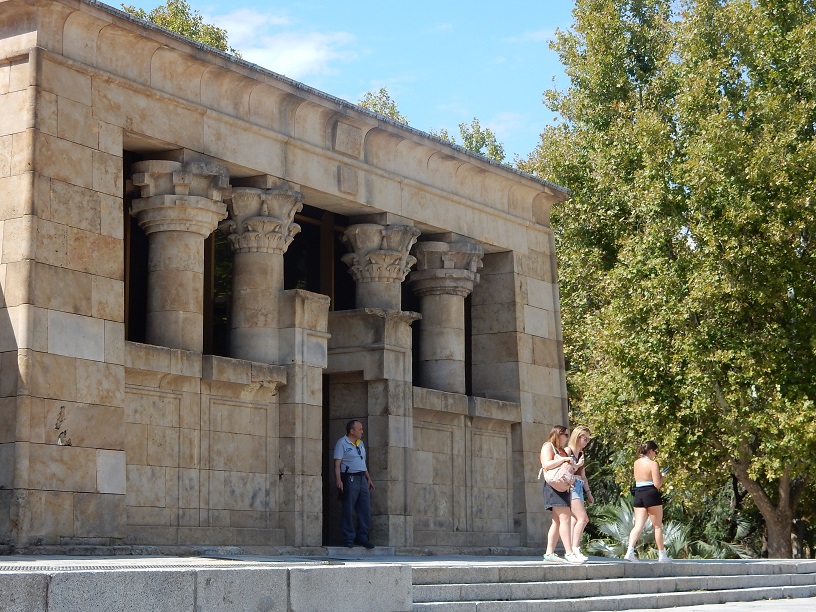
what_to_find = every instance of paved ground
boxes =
[0,552,813,611]
[631,599,816,611]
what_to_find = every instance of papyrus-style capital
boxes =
[220,187,303,254]
[341,224,421,284]
[130,160,230,236]
[409,241,484,297]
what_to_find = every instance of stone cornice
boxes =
[15,0,568,229]
[24,46,556,251]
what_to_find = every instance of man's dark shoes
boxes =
[355,540,375,549]
[344,542,354,548]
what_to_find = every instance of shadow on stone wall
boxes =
[0,281,17,543]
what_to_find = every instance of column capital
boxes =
[341,224,421,284]
[220,186,303,254]
[409,241,484,297]
[130,160,230,237]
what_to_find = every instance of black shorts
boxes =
[632,485,663,508]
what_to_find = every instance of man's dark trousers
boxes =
[341,472,370,545]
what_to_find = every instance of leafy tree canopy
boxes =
[358,87,410,124]
[360,89,506,162]
[523,0,816,558]
[122,0,239,56]
[431,118,506,163]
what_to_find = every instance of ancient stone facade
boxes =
[0,0,569,551]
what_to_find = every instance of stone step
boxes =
[413,571,816,603]
[413,584,816,611]
[411,559,816,585]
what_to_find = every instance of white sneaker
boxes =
[658,551,672,563]
[623,550,638,562]
[564,552,586,564]
[542,553,563,563]
[573,550,588,562]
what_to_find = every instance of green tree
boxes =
[430,119,506,163]
[358,87,409,124]
[523,0,816,558]
[458,118,505,163]
[121,0,239,55]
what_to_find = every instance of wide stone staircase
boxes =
[411,559,816,611]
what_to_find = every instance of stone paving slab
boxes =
[626,597,816,611]
[0,554,813,612]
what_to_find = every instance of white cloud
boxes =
[207,8,357,79]
[240,31,357,79]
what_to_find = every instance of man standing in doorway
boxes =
[334,419,376,548]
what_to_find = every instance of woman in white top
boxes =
[566,426,594,561]
[624,440,671,562]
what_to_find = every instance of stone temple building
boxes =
[0,0,569,552]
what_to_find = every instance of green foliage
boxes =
[121,0,239,55]
[458,118,506,163]
[525,0,816,557]
[358,88,410,124]
[429,127,456,144]
[586,497,756,559]
[430,119,506,163]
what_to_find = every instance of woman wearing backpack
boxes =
[541,425,585,564]
[566,426,594,561]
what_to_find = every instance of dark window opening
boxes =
[204,229,233,356]
[286,204,355,311]
[124,150,148,344]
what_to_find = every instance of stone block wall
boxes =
[411,388,521,548]
[0,48,128,547]
[124,342,287,546]
[471,243,567,547]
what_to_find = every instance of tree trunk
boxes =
[731,459,794,558]
[764,511,793,559]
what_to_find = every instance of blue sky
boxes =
[120,1,576,161]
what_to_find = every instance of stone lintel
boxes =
[468,396,522,423]
[413,386,469,420]
[124,341,202,382]
[201,355,286,400]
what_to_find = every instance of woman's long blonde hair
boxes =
[568,426,591,454]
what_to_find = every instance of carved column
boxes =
[409,241,484,394]
[131,160,230,352]
[341,224,421,310]
[219,186,302,363]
